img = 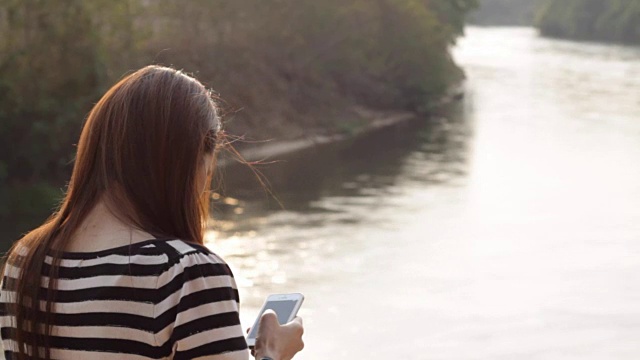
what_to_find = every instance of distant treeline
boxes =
[536,0,640,44]
[0,0,477,240]
[470,0,540,26]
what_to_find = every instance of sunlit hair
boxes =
[2,65,222,359]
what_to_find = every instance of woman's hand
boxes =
[253,310,304,360]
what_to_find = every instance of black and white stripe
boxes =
[0,239,248,359]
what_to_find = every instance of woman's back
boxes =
[0,237,248,359]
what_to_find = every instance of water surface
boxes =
[208,27,640,359]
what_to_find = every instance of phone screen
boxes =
[247,300,299,340]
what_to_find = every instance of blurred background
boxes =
[2,0,640,359]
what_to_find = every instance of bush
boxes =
[0,0,477,238]
[536,0,640,44]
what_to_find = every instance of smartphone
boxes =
[246,293,304,347]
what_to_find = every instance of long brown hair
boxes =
[3,65,221,359]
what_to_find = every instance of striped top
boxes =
[0,238,249,359]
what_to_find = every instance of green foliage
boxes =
[0,0,145,241]
[0,180,62,248]
[536,0,640,44]
[430,0,479,38]
[0,0,475,238]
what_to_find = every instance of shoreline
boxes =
[225,110,417,164]
[221,80,466,165]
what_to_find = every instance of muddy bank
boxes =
[223,82,465,165]
[224,108,414,164]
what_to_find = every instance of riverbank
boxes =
[1,1,479,246]
[536,0,640,45]
[225,81,466,165]
[223,108,415,165]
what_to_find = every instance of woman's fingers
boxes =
[254,310,305,359]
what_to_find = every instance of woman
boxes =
[0,66,304,359]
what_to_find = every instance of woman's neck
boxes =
[64,199,155,253]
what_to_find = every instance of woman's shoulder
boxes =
[7,238,235,285]
[152,238,231,271]
[154,239,238,288]
[56,237,226,265]
[149,238,220,259]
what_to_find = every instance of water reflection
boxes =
[211,101,472,233]
[207,100,473,308]
[208,27,640,359]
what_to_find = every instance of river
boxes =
[207,27,640,359]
